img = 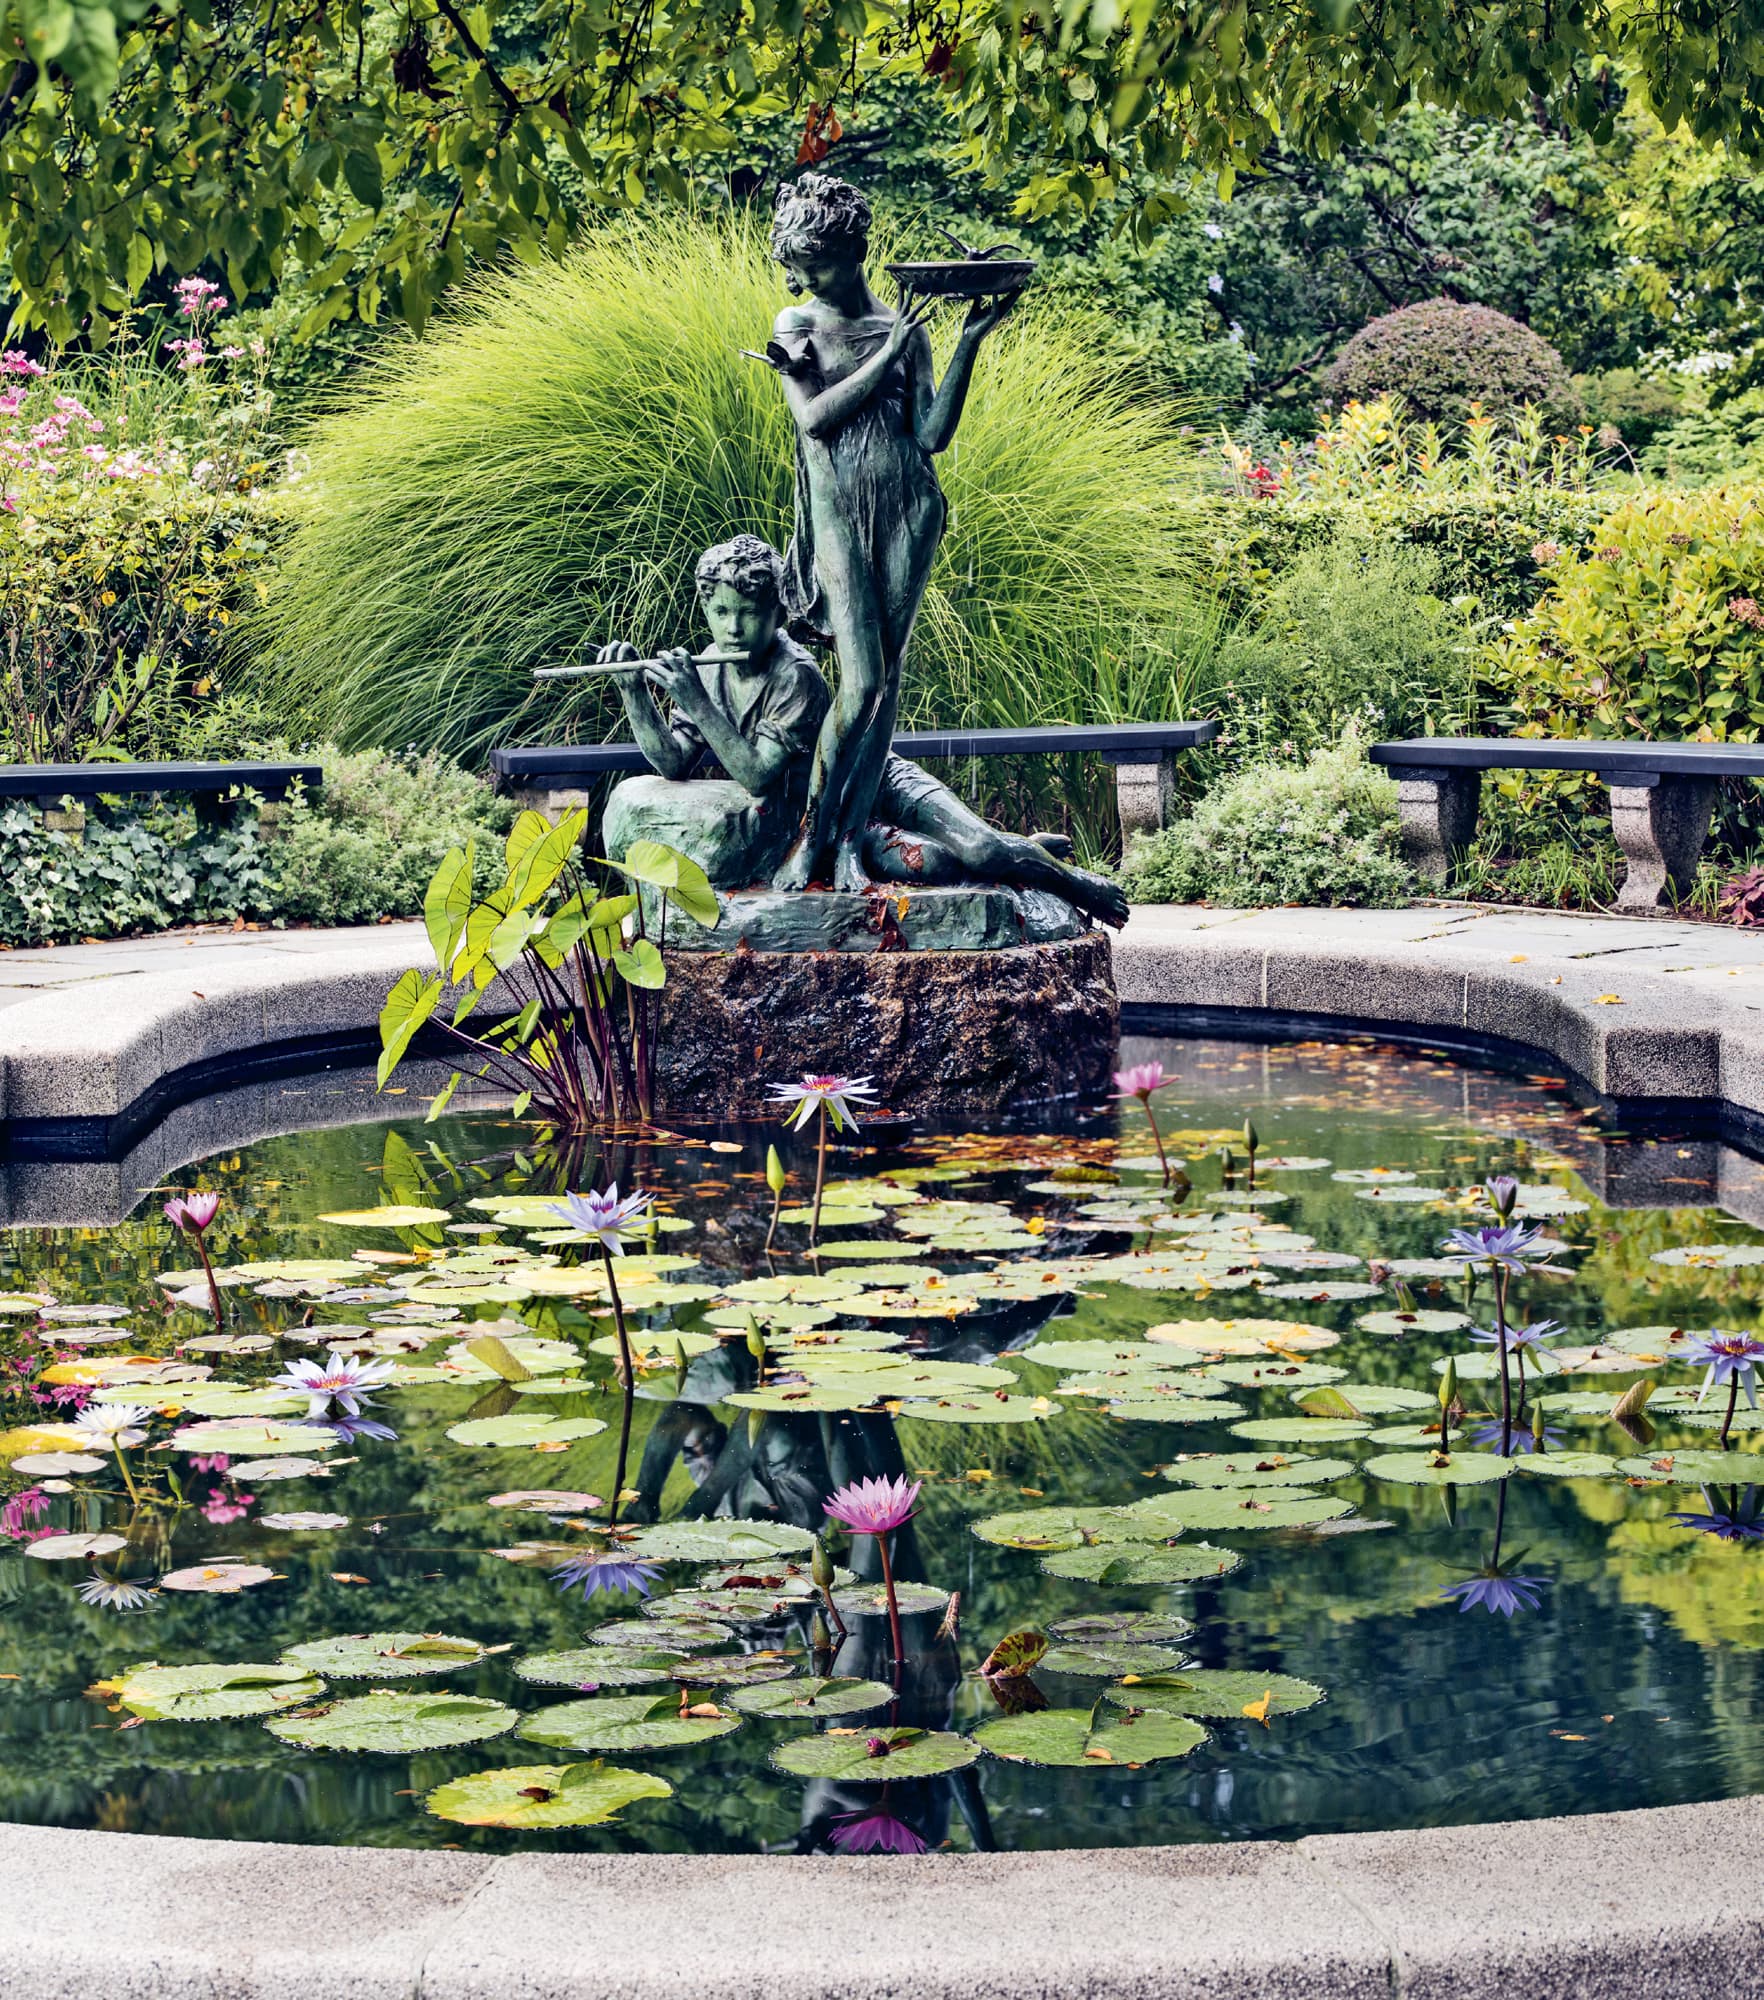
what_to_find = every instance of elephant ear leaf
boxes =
[378,970,443,1087]
[424,844,474,974]
[613,937,665,990]
[611,841,719,926]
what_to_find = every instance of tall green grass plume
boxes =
[259,213,1206,775]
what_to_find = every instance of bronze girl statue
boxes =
[763,173,1023,894]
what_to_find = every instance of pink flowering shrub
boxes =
[0,302,280,763]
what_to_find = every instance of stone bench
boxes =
[1369,738,1764,911]
[490,720,1219,844]
[0,759,322,835]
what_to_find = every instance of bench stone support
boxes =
[33,796,86,837]
[1112,755,1179,845]
[1609,775,1718,912]
[510,784,597,830]
[1392,765,1482,884]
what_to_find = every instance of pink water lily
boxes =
[164,1190,221,1232]
[769,1073,877,1134]
[825,1474,921,1535]
[1112,1061,1169,1101]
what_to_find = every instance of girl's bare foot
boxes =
[832,840,873,894]
[773,840,816,891]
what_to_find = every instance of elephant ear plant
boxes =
[376,809,716,1130]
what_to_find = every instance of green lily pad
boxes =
[518,1693,742,1751]
[1515,1451,1620,1478]
[319,1205,454,1227]
[1039,1641,1194,1677]
[972,1503,1153,1553]
[112,1662,326,1722]
[1107,1396,1245,1423]
[1295,1383,1435,1416]
[171,1419,336,1455]
[728,1676,894,1717]
[1616,1449,1764,1483]
[1650,1245,1764,1269]
[1042,1543,1241,1584]
[513,1647,687,1689]
[444,1414,608,1448]
[1261,1282,1382,1302]
[592,1617,733,1650]
[809,1238,929,1259]
[1362,1451,1514,1486]
[620,1520,815,1563]
[586,1330,719,1362]
[975,1705,1206,1768]
[268,1692,516,1753]
[1354,1186,1451,1205]
[1165,1453,1358,1487]
[666,1652,799,1688]
[832,1580,951,1619]
[1356,1310,1472,1337]
[1104,1668,1325,1718]
[1200,1361,1347,1388]
[1331,1168,1416,1185]
[777,1205,886,1226]
[1017,1341,1196,1373]
[427,1761,672,1828]
[894,1395,1059,1425]
[1141,1488,1353,1531]
[1048,1612,1194,1646]
[1228,1418,1371,1443]
[280,1632,500,1678]
[772,1727,978,1781]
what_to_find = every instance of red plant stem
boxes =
[601,1246,636,1532]
[1141,1092,1171,1183]
[876,1528,905,1687]
[765,1181,784,1257]
[190,1228,224,1332]
[1493,1263,1513,1452]
[1720,1372,1740,1450]
[810,1105,830,1245]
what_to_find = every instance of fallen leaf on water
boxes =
[1082,1746,1115,1762]
[1594,994,1624,1006]
[1242,1689,1274,1726]
[331,1572,371,1584]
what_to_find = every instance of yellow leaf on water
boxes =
[1082,1746,1115,1762]
[1594,993,1624,1005]
[1509,953,1528,962]
[1242,1689,1274,1726]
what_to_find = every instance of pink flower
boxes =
[0,1488,50,1539]
[188,1453,230,1474]
[165,1190,221,1233]
[201,1490,254,1525]
[830,1810,929,1854]
[1530,540,1563,564]
[769,1073,878,1133]
[174,276,229,318]
[824,1474,921,1535]
[0,351,45,377]
[1728,596,1764,632]
[1112,1061,1168,1101]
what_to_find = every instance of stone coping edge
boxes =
[1,1795,1759,2000]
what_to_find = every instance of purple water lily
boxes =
[1685,1331,1764,1447]
[1669,1486,1764,1542]
[551,1554,662,1602]
[1465,1419,1568,1457]
[1438,1570,1548,1616]
[1468,1317,1564,1362]
[549,1183,653,1257]
[1483,1176,1520,1219]
[1440,1220,1549,1274]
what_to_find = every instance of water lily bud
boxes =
[811,1533,835,1590]
[1437,1357,1457,1412]
[809,1607,831,1652]
[1487,1175,1519,1219]
[645,1213,659,1249]
[746,1406,766,1447]
[671,1337,689,1389]
[1218,1146,1236,1182]
[744,1315,767,1364]
[1393,1281,1417,1315]
[1242,1119,1258,1156]
[766,1144,786,1196]
[1531,1404,1546,1448]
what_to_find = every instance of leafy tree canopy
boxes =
[2,0,1762,342]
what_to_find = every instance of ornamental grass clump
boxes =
[260,213,1205,769]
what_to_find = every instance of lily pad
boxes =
[1106,1396,1244,1424]
[728,1675,895,1718]
[1615,1450,1764,1483]
[620,1520,815,1563]
[1356,1310,1471,1337]
[771,1727,978,1781]
[171,1420,336,1455]
[1200,1361,1346,1389]
[1261,1282,1383,1302]
[427,1761,672,1828]
[1048,1612,1194,1646]
[1294,1383,1434,1416]
[1141,1488,1352,1531]
[666,1652,799,1688]
[25,1532,126,1561]
[593,1617,732,1650]
[1515,1452,1620,1478]
[1017,1340,1194,1374]
[1166,1454,1358,1488]
[1362,1451,1514,1486]
[894,1396,1059,1425]
[973,1503,1153,1553]
[268,1691,516,1753]
[319,1206,454,1227]
[1331,1168,1416,1185]
[444,1414,607,1448]
[113,1662,324,1722]
[518,1693,742,1751]
[487,1489,603,1514]
[1039,1641,1194,1677]
[1228,1417,1371,1444]
[513,1647,686,1689]
[1148,1318,1340,1356]
[832,1580,951,1619]
[1104,1669,1325,1718]
[1041,1543,1241,1584]
[281,1632,500,1678]
[159,1562,278,1593]
[975,1705,1206,1768]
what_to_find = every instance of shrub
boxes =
[1207,537,1481,759]
[1324,300,1582,431]
[1118,732,1416,908]
[0,316,283,765]
[1642,388,1764,487]
[0,803,272,947]
[1576,369,1688,458]
[259,213,1206,785]
[263,746,516,925]
[1181,399,1615,620]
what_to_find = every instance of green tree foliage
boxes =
[3,0,1764,341]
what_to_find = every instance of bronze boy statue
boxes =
[600,536,1128,929]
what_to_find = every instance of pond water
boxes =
[2,1034,1763,1856]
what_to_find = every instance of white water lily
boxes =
[269,1351,396,1419]
[76,1575,157,1611]
[70,1404,151,1449]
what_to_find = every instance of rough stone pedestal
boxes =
[654,931,1116,1115]
[1609,775,1718,912]
[1393,765,1483,884]
[1112,755,1179,842]
[657,883,1085,952]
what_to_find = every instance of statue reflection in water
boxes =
[624,1295,1071,1855]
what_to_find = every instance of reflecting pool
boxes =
[2,1034,1762,1854]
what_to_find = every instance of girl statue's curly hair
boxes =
[770,173,871,271]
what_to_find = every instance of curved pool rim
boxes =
[1,1795,1758,1999]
